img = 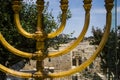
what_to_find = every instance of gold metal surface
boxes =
[14,14,34,38]
[48,0,91,57]
[47,0,68,38]
[35,0,46,80]
[0,64,32,78]
[0,0,114,79]
[47,5,113,78]
[0,33,33,58]
[12,0,34,38]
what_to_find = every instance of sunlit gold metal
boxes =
[47,2,113,77]
[0,0,114,80]
[0,33,33,58]
[47,0,68,38]
[12,0,34,38]
[48,0,91,57]
[0,64,32,78]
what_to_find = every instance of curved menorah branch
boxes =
[14,14,34,38]
[0,64,32,78]
[12,1,34,39]
[47,0,92,58]
[47,9,112,78]
[47,11,67,38]
[47,0,68,38]
[48,11,90,58]
[0,33,33,58]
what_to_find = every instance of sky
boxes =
[26,0,120,37]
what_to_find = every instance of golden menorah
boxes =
[0,0,114,80]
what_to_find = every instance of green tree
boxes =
[91,26,120,80]
[0,0,71,79]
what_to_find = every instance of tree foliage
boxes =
[91,26,120,79]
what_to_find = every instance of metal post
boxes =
[34,0,45,80]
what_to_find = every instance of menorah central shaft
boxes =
[33,0,69,79]
[34,0,46,80]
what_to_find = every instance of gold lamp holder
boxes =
[0,0,114,80]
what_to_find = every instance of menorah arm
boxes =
[47,11,112,78]
[14,13,34,38]
[47,11,67,38]
[0,33,33,58]
[48,12,90,58]
[0,64,32,78]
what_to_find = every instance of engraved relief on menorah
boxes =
[0,0,114,80]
